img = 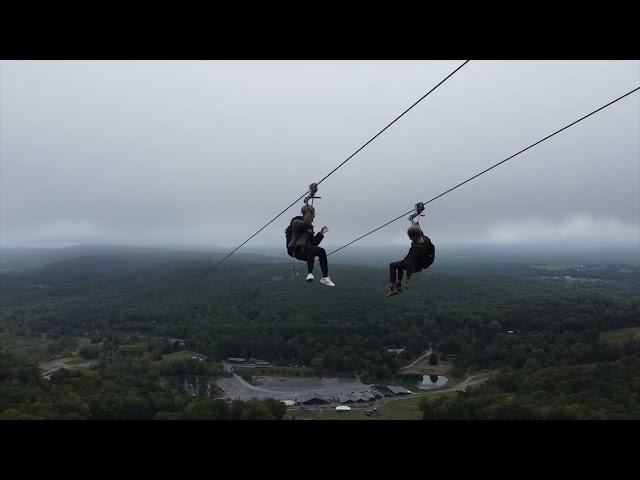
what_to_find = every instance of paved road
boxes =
[39,358,93,378]
[401,348,432,370]
[377,371,493,418]
[444,372,491,392]
[231,373,280,394]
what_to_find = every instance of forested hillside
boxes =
[1,252,639,419]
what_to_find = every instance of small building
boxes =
[281,400,295,407]
[353,393,368,403]
[336,405,351,412]
[387,348,406,354]
[227,357,247,363]
[361,390,378,401]
[371,384,393,396]
[298,394,330,406]
[387,385,413,396]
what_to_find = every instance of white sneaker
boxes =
[320,276,335,287]
[306,273,314,282]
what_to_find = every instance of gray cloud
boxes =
[1,60,638,250]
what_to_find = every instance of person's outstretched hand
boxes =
[320,226,329,235]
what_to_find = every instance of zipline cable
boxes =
[204,60,471,275]
[325,85,640,258]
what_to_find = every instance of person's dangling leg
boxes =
[386,261,403,296]
[389,260,401,284]
[314,247,328,278]
[310,246,334,286]
[302,248,315,282]
[404,271,413,289]
[306,248,315,275]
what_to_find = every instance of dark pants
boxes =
[389,260,409,284]
[304,246,328,277]
[390,258,433,283]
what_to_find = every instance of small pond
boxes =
[416,375,448,390]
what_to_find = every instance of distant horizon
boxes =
[2,240,638,273]
[2,241,638,253]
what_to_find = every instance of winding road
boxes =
[377,371,493,418]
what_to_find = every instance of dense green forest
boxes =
[0,349,286,420]
[1,249,639,419]
[419,343,640,419]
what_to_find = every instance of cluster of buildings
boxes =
[539,275,607,283]
[226,357,272,367]
[280,385,412,407]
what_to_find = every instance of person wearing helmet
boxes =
[286,204,335,287]
[385,224,435,297]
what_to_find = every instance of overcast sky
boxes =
[1,60,639,253]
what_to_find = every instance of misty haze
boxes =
[1,60,639,422]
[1,60,638,253]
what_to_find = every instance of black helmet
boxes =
[407,225,422,238]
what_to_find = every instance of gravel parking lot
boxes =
[216,374,371,401]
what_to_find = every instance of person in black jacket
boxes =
[385,224,435,297]
[287,204,335,287]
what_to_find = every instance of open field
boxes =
[379,371,492,419]
[0,333,57,358]
[600,327,640,345]
[295,408,381,420]
[161,350,195,361]
[382,391,459,420]
[292,371,493,420]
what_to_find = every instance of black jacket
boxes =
[287,211,324,259]
[404,234,435,272]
